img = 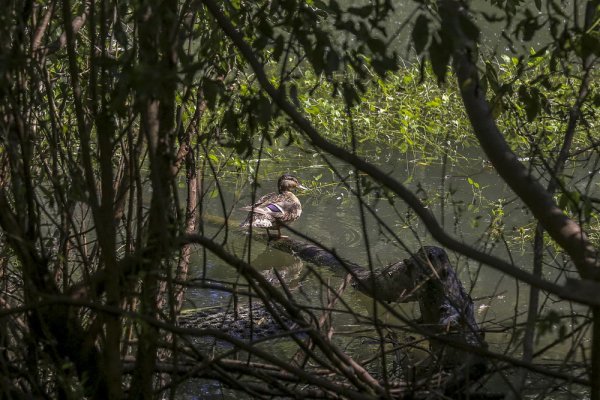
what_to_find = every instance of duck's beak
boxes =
[297,184,308,191]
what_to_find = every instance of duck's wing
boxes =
[239,192,286,228]
[240,192,286,215]
[250,192,279,208]
[248,193,301,221]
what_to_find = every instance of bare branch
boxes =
[438,0,599,279]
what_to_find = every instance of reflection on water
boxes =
[178,0,587,391]
[180,144,590,398]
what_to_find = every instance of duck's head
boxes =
[278,174,307,193]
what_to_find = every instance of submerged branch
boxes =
[201,214,485,357]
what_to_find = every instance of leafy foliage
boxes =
[0,0,598,398]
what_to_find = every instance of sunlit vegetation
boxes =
[1,0,599,399]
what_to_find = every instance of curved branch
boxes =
[180,233,386,395]
[438,0,599,279]
[32,1,56,52]
[39,295,377,400]
[47,0,90,55]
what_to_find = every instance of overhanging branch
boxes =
[438,0,600,280]
[199,0,600,306]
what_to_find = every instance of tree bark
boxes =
[129,0,179,397]
[437,1,600,397]
[439,0,599,279]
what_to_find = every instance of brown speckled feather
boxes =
[239,175,304,234]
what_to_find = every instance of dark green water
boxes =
[177,142,591,399]
[176,1,588,397]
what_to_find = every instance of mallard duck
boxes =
[240,174,307,239]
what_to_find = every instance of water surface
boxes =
[178,143,591,399]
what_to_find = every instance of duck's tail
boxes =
[239,211,274,228]
[239,215,250,228]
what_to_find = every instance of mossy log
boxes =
[266,238,483,343]
[197,215,487,384]
[253,231,488,393]
[203,216,483,339]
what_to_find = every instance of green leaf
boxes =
[518,85,541,122]
[558,193,568,210]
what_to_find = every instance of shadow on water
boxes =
[177,142,592,398]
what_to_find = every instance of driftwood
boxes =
[188,215,488,393]
[254,232,488,395]
[263,237,483,342]
[178,302,299,340]
[198,215,484,344]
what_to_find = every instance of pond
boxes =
[177,141,592,399]
[175,2,591,397]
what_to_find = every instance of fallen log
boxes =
[192,215,487,391]
[261,234,488,395]
[202,216,484,337]
[234,230,476,324]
